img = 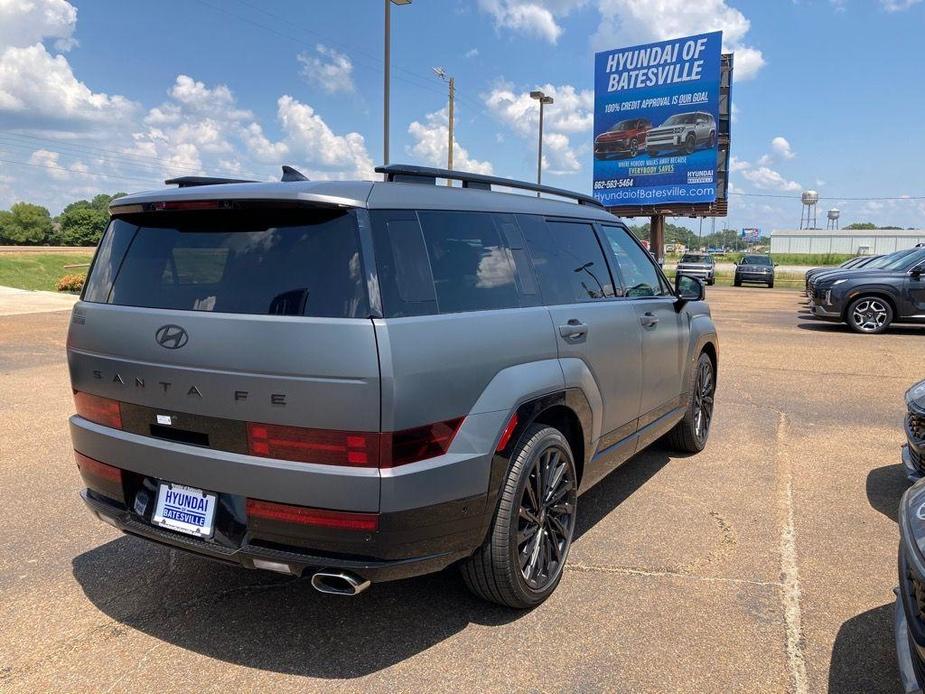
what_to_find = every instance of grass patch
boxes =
[0,253,93,291]
[666,252,856,266]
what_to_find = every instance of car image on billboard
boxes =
[593,31,723,207]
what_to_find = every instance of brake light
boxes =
[74,391,123,429]
[382,417,464,468]
[246,423,379,467]
[152,200,227,211]
[246,498,379,531]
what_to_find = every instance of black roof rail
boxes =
[165,176,257,188]
[375,164,604,208]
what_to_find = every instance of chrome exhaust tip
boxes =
[310,571,371,596]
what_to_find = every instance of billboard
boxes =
[593,31,723,208]
[741,228,760,242]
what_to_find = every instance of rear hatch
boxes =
[68,202,381,508]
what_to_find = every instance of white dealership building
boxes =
[769,228,925,255]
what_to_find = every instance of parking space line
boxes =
[776,411,809,694]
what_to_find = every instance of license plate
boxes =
[152,482,217,538]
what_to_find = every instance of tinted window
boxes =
[520,215,615,304]
[741,255,771,265]
[681,254,711,264]
[417,211,531,314]
[599,225,667,298]
[370,210,438,317]
[91,209,368,317]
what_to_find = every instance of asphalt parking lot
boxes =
[1,286,922,693]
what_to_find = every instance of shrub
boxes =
[56,273,86,293]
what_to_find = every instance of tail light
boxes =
[246,498,379,531]
[381,417,464,468]
[246,417,464,468]
[247,423,380,467]
[74,391,123,429]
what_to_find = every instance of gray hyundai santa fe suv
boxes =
[68,164,719,608]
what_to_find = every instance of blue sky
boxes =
[0,0,923,230]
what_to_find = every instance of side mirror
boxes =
[674,274,705,307]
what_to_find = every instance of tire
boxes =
[709,130,716,148]
[628,139,639,157]
[667,352,716,453]
[846,295,893,334]
[707,277,715,286]
[461,424,578,609]
[768,280,774,288]
[734,278,741,287]
[684,134,696,154]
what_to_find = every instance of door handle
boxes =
[640,311,659,328]
[558,319,588,341]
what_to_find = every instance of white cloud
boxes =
[0,43,137,130]
[770,136,795,159]
[729,155,750,172]
[483,82,592,174]
[0,0,76,50]
[591,0,765,80]
[477,0,587,43]
[742,165,801,192]
[407,108,493,175]
[276,95,374,179]
[297,44,355,94]
[465,48,480,59]
[880,0,921,10]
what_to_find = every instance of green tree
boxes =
[59,205,109,246]
[0,202,54,245]
[845,222,876,230]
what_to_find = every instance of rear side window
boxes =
[371,210,538,316]
[85,209,369,318]
[517,215,615,304]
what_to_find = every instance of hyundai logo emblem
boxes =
[155,324,189,349]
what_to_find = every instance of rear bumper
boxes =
[81,489,469,582]
[71,413,500,581]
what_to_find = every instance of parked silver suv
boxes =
[68,164,719,608]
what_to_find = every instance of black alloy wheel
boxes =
[685,133,696,154]
[461,424,578,608]
[516,443,576,591]
[667,351,716,453]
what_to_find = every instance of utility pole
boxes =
[433,67,454,185]
[529,90,554,194]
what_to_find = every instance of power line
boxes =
[729,191,925,201]
[0,156,167,187]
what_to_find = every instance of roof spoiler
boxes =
[165,166,311,188]
[375,164,603,208]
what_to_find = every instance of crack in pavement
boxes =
[566,562,782,588]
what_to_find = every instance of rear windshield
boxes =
[84,208,369,318]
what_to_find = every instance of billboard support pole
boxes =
[650,214,665,262]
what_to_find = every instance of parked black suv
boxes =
[903,379,925,481]
[734,255,775,288]
[811,248,925,333]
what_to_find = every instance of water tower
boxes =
[800,190,819,230]
[826,208,840,230]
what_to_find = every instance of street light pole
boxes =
[383,0,411,170]
[529,90,553,194]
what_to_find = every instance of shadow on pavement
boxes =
[828,603,900,693]
[867,464,910,523]
[797,322,925,336]
[73,445,674,678]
